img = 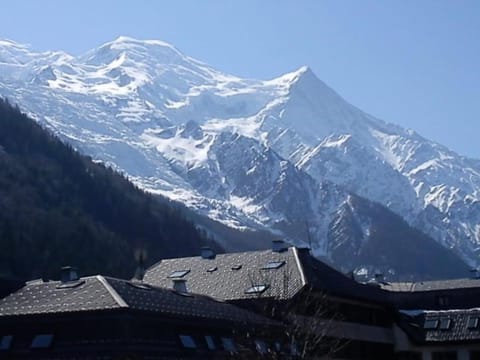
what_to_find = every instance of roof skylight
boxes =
[262,261,285,270]
[128,282,152,290]
[231,264,242,271]
[245,284,269,294]
[207,266,218,273]
[168,270,190,278]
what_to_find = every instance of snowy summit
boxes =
[0,36,479,270]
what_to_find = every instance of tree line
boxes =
[0,98,218,280]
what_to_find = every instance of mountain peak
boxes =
[81,36,186,67]
[271,65,313,85]
[0,39,26,49]
[110,36,178,51]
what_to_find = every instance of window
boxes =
[254,339,268,354]
[207,266,218,273]
[179,335,196,349]
[0,336,13,351]
[439,318,452,330]
[221,337,236,352]
[423,319,439,329]
[468,316,479,329]
[168,270,190,278]
[245,284,269,294]
[204,335,216,350]
[31,334,53,349]
[231,264,242,270]
[262,260,285,270]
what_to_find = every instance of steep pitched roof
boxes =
[294,248,387,302]
[145,247,305,301]
[398,308,480,344]
[0,276,277,326]
[144,247,387,303]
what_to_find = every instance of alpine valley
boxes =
[0,36,478,279]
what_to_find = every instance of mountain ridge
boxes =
[0,36,478,275]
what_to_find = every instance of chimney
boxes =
[272,240,288,253]
[172,279,188,293]
[134,248,147,281]
[60,266,79,283]
[201,246,216,259]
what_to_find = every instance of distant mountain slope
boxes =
[0,37,478,276]
[0,99,216,280]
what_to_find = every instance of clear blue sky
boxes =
[1,0,479,158]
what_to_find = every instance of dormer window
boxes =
[424,319,439,329]
[468,316,479,329]
[439,318,452,330]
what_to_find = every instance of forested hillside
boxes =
[0,99,217,280]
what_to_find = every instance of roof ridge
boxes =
[96,276,128,308]
[292,247,307,286]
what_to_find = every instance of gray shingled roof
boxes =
[144,248,306,301]
[399,308,480,343]
[0,276,277,326]
[144,247,387,304]
[382,278,480,292]
[0,276,118,316]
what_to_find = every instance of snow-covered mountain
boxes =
[0,36,478,275]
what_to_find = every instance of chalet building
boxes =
[144,242,480,360]
[144,243,397,358]
[3,244,480,359]
[0,267,285,359]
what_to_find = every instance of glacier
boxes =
[0,36,478,273]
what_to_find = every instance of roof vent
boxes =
[201,246,216,259]
[272,240,288,253]
[60,266,79,283]
[172,279,188,293]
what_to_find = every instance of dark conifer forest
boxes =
[0,99,216,280]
